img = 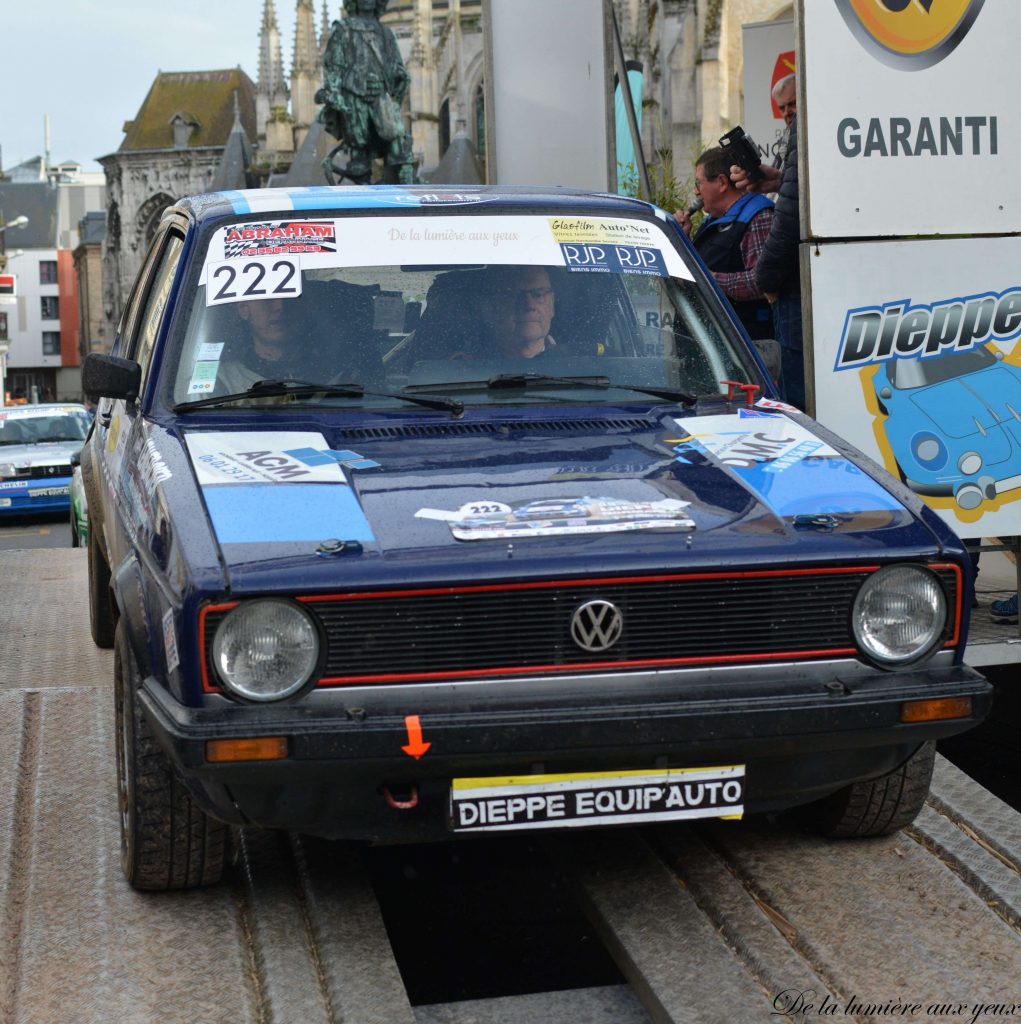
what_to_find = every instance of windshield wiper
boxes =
[409,372,697,407]
[175,378,463,416]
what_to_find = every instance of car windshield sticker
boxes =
[548,218,669,277]
[184,431,376,545]
[0,405,88,421]
[416,495,694,541]
[200,215,693,298]
[222,221,337,258]
[187,341,226,395]
[670,412,905,517]
[205,255,302,307]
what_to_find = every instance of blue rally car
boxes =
[0,403,92,515]
[80,186,990,890]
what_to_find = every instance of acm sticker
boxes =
[835,0,986,70]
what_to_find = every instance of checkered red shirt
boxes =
[712,206,774,302]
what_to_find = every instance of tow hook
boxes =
[382,784,420,810]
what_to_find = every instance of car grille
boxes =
[3,464,69,481]
[201,566,960,688]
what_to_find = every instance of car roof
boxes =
[172,185,659,228]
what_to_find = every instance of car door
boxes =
[94,224,186,570]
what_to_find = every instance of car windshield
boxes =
[167,212,757,410]
[0,410,91,445]
[888,346,998,389]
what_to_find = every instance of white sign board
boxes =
[808,235,1021,539]
[741,20,795,167]
[803,0,1014,238]
[483,0,614,191]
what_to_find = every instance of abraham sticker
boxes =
[222,220,337,258]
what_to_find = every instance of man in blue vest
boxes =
[674,147,775,341]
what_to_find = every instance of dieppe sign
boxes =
[803,0,1008,238]
[801,0,1019,538]
[808,234,1021,541]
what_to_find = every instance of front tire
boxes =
[115,619,226,890]
[806,742,935,838]
[87,530,115,648]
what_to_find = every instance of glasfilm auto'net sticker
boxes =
[670,412,905,517]
[415,496,695,541]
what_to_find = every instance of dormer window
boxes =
[169,112,200,149]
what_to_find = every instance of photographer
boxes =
[674,147,774,341]
[731,109,804,410]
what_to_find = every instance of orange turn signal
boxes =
[900,697,973,723]
[206,736,289,763]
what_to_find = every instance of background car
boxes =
[0,404,92,516]
[69,451,89,547]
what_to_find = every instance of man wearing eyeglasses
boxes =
[479,266,558,359]
[674,147,775,341]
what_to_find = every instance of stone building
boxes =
[73,212,108,362]
[98,68,258,329]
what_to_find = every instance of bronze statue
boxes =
[316,0,414,185]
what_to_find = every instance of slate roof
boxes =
[0,183,59,248]
[119,69,258,152]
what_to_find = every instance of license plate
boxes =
[449,765,745,833]
[31,486,68,498]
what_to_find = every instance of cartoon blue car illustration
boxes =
[874,345,1021,510]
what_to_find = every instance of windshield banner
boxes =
[200,215,692,299]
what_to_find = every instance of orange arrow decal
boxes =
[402,715,431,759]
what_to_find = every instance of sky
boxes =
[1,1,310,173]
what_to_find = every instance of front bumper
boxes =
[139,658,992,841]
[0,480,71,514]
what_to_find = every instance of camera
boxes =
[718,126,765,184]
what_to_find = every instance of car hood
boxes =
[0,440,81,468]
[170,406,943,593]
[910,366,1021,437]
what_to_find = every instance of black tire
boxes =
[87,530,115,648]
[807,742,935,838]
[115,619,226,890]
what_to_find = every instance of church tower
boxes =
[291,0,322,148]
[256,0,291,150]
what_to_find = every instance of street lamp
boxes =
[0,214,29,272]
[0,213,29,406]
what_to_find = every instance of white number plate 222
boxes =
[206,256,301,306]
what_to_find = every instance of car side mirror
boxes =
[83,353,142,402]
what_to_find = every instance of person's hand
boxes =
[730,163,780,194]
[764,291,779,305]
[673,209,693,237]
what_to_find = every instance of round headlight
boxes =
[852,565,947,666]
[212,599,320,701]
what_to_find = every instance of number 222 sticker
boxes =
[205,256,302,306]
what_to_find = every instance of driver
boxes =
[477,266,558,359]
[216,298,316,393]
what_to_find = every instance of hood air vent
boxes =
[337,418,653,441]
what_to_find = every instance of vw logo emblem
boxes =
[570,600,623,653]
